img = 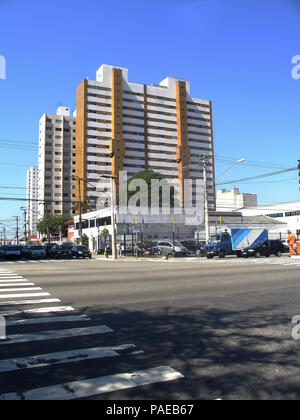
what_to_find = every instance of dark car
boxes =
[0,245,24,260]
[22,245,47,260]
[43,243,57,257]
[180,240,205,257]
[49,245,73,259]
[242,240,287,258]
[72,246,92,259]
[133,242,154,257]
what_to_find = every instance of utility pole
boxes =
[46,204,51,243]
[78,178,83,245]
[13,216,20,245]
[110,176,117,261]
[20,207,28,245]
[202,155,210,244]
[101,174,117,261]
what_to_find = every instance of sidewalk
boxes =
[94,255,195,262]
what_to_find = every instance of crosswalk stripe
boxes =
[0,283,35,287]
[0,287,41,292]
[0,325,113,345]
[0,366,184,400]
[0,279,29,283]
[0,292,50,299]
[6,315,90,327]
[0,344,137,373]
[0,298,61,307]
[0,276,23,279]
[0,306,74,316]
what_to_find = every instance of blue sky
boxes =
[0,0,299,233]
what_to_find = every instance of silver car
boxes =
[156,241,188,257]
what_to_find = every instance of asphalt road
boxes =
[0,256,300,400]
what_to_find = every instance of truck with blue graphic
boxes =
[204,228,268,259]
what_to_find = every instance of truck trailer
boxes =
[204,228,268,259]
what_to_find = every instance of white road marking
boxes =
[0,325,113,345]
[0,287,41,292]
[0,292,50,299]
[0,283,34,287]
[0,279,30,283]
[0,344,137,373]
[0,366,184,400]
[0,298,61,307]
[5,315,90,326]
[0,306,74,316]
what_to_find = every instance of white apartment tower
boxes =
[76,65,216,209]
[26,166,39,235]
[38,107,76,218]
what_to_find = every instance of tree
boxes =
[120,170,175,207]
[72,196,97,215]
[82,234,89,247]
[36,215,70,238]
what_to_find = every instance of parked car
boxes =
[120,242,134,254]
[150,241,159,255]
[22,245,47,260]
[242,240,288,258]
[133,242,154,257]
[48,244,73,259]
[43,243,57,257]
[180,240,205,256]
[0,245,24,260]
[72,246,92,259]
[156,241,188,257]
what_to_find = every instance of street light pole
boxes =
[78,178,83,245]
[215,159,246,181]
[202,155,210,244]
[110,176,117,261]
[184,156,246,244]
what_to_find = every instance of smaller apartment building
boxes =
[240,201,300,239]
[26,166,39,235]
[38,106,76,219]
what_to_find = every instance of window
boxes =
[285,211,300,217]
[266,213,284,218]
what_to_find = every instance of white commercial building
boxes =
[38,107,76,218]
[239,201,300,240]
[216,188,258,212]
[26,166,39,235]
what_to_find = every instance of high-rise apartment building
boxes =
[76,65,215,209]
[26,166,39,235]
[38,106,76,218]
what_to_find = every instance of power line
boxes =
[215,167,298,187]
[0,138,295,172]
